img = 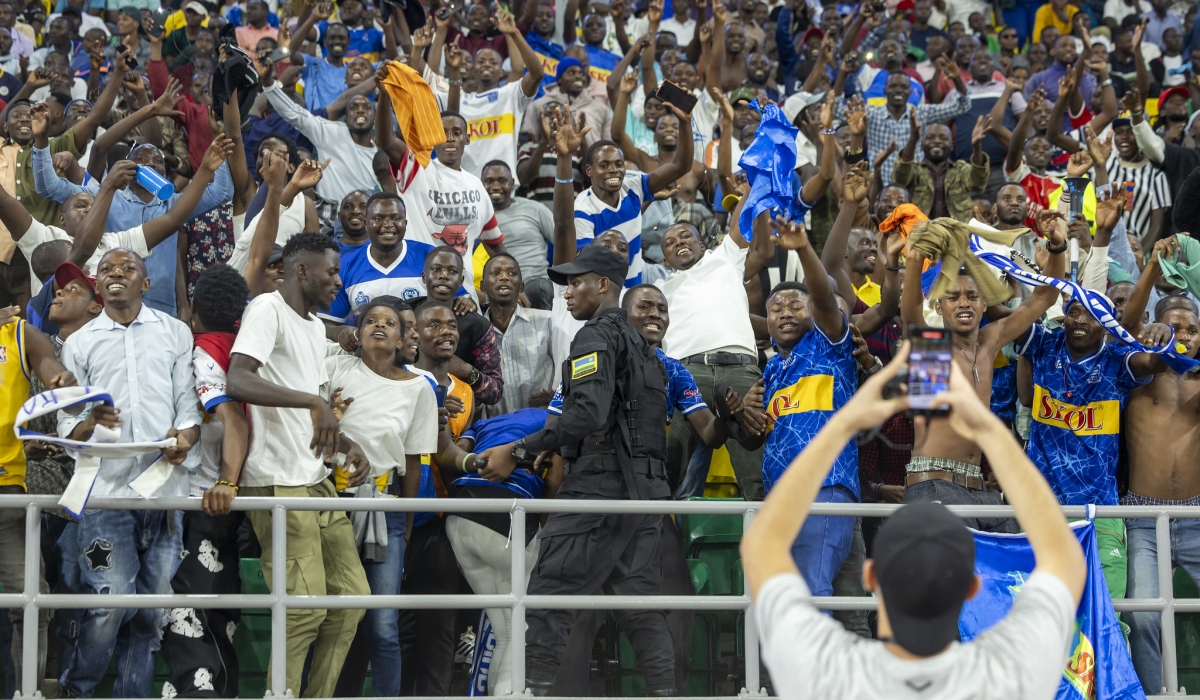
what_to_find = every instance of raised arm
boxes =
[771,211,845,341]
[244,149,286,296]
[426,10,450,75]
[291,1,328,55]
[855,232,903,336]
[821,161,869,305]
[139,136,233,249]
[1133,18,1150,100]
[987,78,1024,151]
[70,49,130,145]
[645,101,693,193]
[612,70,652,169]
[799,94,839,205]
[550,106,590,265]
[66,160,137,268]
[494,8,544,97]
[640,0,661,97]
[407,24,434,77]
[985,209,1068,347]
[705,2,724,93]
[1006,89,1037,173]
[220,82,254,214]
[1046,79,1082,155]
[1086,58,1119,133]
[714,87,736,196]
[322,76,377,122]
[373,61,409,166]
[607,31,648,106]
[88,79,184,184]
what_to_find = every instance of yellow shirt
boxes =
[1032,3,1077,42]
[164,9,209,35]
[0,320,31,489]
[854,277,882,308]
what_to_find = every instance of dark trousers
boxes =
[667,360,764,500]
[549,515,693,695]
[160,511,243,698]
[526,513,675,693]
[398,517,462,696]
[903,479,1019,533]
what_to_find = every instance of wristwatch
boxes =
[511,440,530,462]
[466,367,482,387]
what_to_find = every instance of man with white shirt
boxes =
[742,354,1086,700]
[655,214,770,499]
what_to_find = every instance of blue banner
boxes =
[468,611,496,696]
[960,521,1145,700]
[736,103,799,241]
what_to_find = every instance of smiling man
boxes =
[893,115,991,223]
[259,57,377,236]
[483,160,554,304]
[57,245,202,699]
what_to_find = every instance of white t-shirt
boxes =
[756,572,1076,700]
[395,153,505,295]
[230,291,331,487]
[459,81,535,178]
[226,195,308,272]
[655,234,756,358]
[320,355,438,477]
[573,171,653,286]
[16,219,150,296]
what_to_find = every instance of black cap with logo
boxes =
[547,245,628,288]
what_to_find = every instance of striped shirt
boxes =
[484,305,556,417]
[574,171,653,286]
[1106,154,1173,240]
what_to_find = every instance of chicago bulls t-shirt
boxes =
[395,151,505,295]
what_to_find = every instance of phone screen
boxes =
[907,327,952,414]
[434,384,447,408]
[654,80,698,115]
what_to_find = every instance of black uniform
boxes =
[521,305,676,693]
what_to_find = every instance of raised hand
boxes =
[653,182,679,200]
[699,19,712,43]
[712,0,726,22]
[491,7,518,35]
[413,24,435,49]
[769,214,809,250]
[1026,85,1046,112]
[905,105,921,146]
[313,1,334,21]
[103,159,138,191]
[201,134,234,172]
[1065,150,1093,178]
[551,105,592,156]
[934,53,954,75]
[1005,73,1026,93]
[620,69,639,95]
[842,160,869,204]
[845,93,867,137]
[259,148,289,188]
[291,157,330,190]
[873,139,897,172]
[444,37,464,72]
[150,78,184,117]
[538,102,559,145]
[1084,123,1112,165]
[1122,85,1142,114]
[819,91,834,131]
[254,56,275,83]
[1153,235,1183,262]
[27,67,52,88]
[712,85,733,123]
[970,114,991,145]
[1094,186,1124,231]
[647,0,663,23]
[1035,209,1067,245]
[1132,16,1146,48]
[819,33,835,63]
[1057,71,1076,99]
[29,102,49,138]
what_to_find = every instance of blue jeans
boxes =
[1126,516,1200,695]
[60,509,183,699]
[789,486,856,597]
[360,511,408,697]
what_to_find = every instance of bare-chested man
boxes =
[1114,233,1200,696]
[899,207,1066,531]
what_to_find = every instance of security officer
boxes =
[477,244,677,696]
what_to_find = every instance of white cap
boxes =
[184,1,208,16]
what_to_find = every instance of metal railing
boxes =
[2,496,1200,698]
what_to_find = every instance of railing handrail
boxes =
[7,497,1199,698]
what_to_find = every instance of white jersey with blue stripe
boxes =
[573,171,652,287]
[320,239,439,324]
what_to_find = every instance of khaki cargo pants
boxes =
[243,480,369,698]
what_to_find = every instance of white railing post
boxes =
[510,505,527,694]
[20,503,41,698]
[741,508,760,697]
[269,504,289,698]
[1157,513,1178,694]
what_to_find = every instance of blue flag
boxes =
[736,103,799,241]
[468,611,496,696]
[960,521,1145,700]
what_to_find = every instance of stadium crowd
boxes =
[0,0,1198,695]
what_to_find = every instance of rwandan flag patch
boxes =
[571,352,598,380]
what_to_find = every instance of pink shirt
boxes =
[235,24,278,54]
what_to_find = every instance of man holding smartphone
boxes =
[899,208,1068,531]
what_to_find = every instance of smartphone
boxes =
[907,326,953,416]
[435,6,451,20]
[268,46,290,63]
[434,384,447,408]
[872,2,885,13]
[150,7,166,37]
[655,80,698,115]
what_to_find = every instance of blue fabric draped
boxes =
[736,103,800,241]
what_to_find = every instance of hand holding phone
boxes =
[905,326,953,416]
[654,79,698,116]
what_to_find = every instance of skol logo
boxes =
[767,375,833,418]
[1032,385,1119,435]
[1063,621,1097,699]
[466,113,515,141]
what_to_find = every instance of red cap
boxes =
[896,0,916,13]
[1158,85,1191,114]
[800,27,824,46]
[53,262,103,306]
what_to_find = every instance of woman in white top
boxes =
[322,295,438,697]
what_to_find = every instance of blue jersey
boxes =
[526,32,563,89]
[316,22,386,60]
[548,348,706,419]
[321,240,452,324]
[453,408,548,499]
[762,321,858,497]
[574,172,652,287]
[1018,325,1151,505]
[990,351,1018,423]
